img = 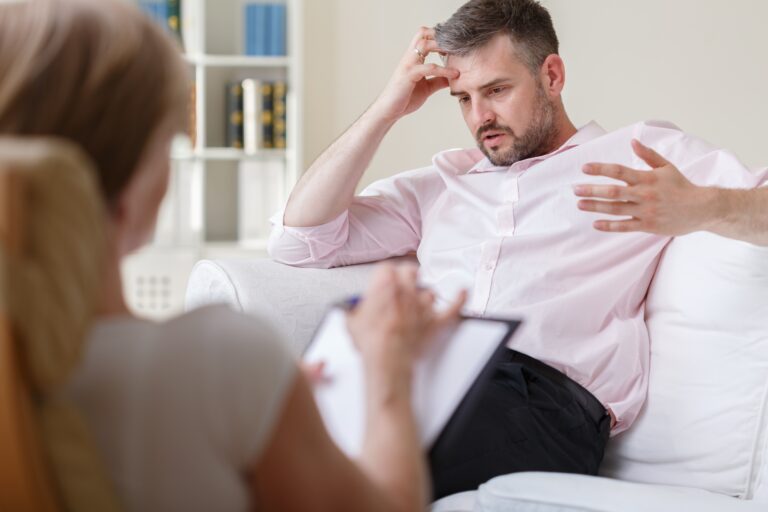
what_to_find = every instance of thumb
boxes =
[632,139,670,169]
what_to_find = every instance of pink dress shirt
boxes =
[269,121,765,434]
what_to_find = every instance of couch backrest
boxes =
[601,231,768,501]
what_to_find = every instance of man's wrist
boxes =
[698,186,731,233]
[365,98,402,128]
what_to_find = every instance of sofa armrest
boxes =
[184,259,376,353]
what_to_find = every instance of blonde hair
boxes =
[0,0,188,206]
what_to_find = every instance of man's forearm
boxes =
[283,104,396,227]
[706,187,768,246]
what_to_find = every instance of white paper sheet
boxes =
[303,308,519,457]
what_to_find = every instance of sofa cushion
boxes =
[601,231,768,500]
[476,472,764,511]
[185,259,375,353]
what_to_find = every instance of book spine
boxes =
[259,82,274,149]
[268,3,287,56]
[272,81,287,149]
[166,0,183,44]
[246,4,268,56]
[242,79,262,154]
[244,4,255,56]
[225,82,244,149]
[159,1,168,33]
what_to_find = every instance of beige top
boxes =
[65,305,296,512]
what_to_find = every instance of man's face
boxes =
[447,34,558,166]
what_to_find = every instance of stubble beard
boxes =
[476,86,559,167]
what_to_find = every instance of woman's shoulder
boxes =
[82,304,296,393]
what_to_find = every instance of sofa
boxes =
[185,230,768,511]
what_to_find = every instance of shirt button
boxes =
[484,262,494,271]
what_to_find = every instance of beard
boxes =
[475,86,558,167]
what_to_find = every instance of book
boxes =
[272,81,287,149]
[225,82,244,149]
[259,82,274,149]
[242,79,262,153]
[244,3,269,56]
[267,3,287,56]
[166,0,183,44]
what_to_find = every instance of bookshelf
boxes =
[124,0,304,318]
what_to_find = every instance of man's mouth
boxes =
[482,132,506,148]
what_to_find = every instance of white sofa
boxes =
[185,231,768,511]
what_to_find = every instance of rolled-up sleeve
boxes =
[268,168,439,268]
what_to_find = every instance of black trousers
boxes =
[428,348,612,500]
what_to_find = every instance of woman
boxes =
[0,1,464,511]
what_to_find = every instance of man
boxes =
[574,139,768,245]
[268,0,764,499]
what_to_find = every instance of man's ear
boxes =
[540,54,566,97]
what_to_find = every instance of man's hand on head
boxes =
[573,139,717,237]
[370,27,460,124]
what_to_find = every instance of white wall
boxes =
[303,0,768,189]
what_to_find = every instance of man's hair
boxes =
[0,0,188,207]
[435,0,559,74]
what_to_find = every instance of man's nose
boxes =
[472,101,495,130]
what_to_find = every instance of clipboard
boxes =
[303,306,521,457]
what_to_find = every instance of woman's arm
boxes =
[250,264,465,512]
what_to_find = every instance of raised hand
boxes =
[372,27,460,123]
[574,139,714,236]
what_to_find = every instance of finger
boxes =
[573,184,637,201]
[582,163,644,186]
[436,289,467,325]
[593,219,645,233]
[631,139,670,169]
[418,289,436,308]
[409,63,459,81]
[410,26,436,47]
[301,361,327,383]
[426,77,450,95]
[577,199,639,217]
[394,264,419,294]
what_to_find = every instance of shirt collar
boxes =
[467,121,607,174]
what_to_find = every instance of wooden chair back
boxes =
[0,168,61,512]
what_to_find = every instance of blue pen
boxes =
[339,295,361,311]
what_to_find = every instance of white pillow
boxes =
[601,231,768,500]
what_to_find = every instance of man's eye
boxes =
[490,87,505,95]
[458,96,470,105]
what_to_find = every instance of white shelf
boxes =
[173,148,287,161]
[184,54,291,68]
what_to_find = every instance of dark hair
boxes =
[435,0,559,73]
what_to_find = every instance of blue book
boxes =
[244,4,269,56]
[268,3,286,56]
[245,4,256,55]
[255,4,269,56]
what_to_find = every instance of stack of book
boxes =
[137,0,183,43]
[244,2,287,56]
[226,80,288,152]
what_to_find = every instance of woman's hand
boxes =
[347,263,466,391]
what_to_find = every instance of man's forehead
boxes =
[447,49,528,93]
